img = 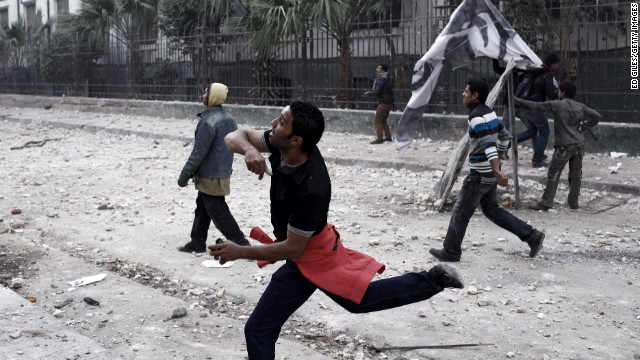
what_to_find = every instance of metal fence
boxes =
[1,1,637,123]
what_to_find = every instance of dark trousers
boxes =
[541,144,584,208]
[245,261,442,360]
[189,191,245,250]
[501,105,526,133]
[516,110,550,164]
[442,173,536,257]
[374,103,393,140]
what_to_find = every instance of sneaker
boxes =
[569,204,580,210]
[532,161,548,168]
[177,243,206,253]
[529,202,550,211]
[428,248,461,262]
[527,231,545,258]
[428,264,464,289]
[384,138,393,142]
[370,139,384,144]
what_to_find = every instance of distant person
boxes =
[213,101,464,359]
[429,78,545,263]
[492,59,527,160]
[493,53,560,167]
[516,81,602,211]
[177,83,250,253]
[517,53,560,167]
[365,64,394,144]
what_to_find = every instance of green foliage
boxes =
[235,0,309,59]
[40,33,77,83]
[157,0,236,38]
[491,0,544,46]
[55,0,157,49]
[0,10,49,69]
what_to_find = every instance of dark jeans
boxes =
[541,144,584,208]
[501,106,526,133]
[189,191,245,250]
[442,173,537,257]
[516,110,550,164]
[245,261,442,360]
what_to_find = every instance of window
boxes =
[0,7,9,26]
[55,0,69,15]
[25,3,36,27]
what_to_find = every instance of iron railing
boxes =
[0,1,637,123]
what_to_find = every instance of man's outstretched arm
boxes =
[225,129,272,179]
[208,230,311,264]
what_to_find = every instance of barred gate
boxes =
[0,1,637,123]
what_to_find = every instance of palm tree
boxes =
[0,10,49,69]
[55,0,158,96]
[367,0,409,103]
[157,0,240,95]
[307,0,369,108]
[235,0,310,105]
[238,0,370,107]
[0,10,49,92]
[56,0,157,48]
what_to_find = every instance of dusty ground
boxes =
[1,111,640,360]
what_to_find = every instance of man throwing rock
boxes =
[210,101,463,360]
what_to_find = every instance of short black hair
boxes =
[379,64,389,72]
[466,78,489,103]
[559,81,577,99]
[544,53,560,65]
[289,101,325,153]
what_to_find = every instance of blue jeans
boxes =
[501,106,526,133]
[244,261,443,359]
[442,173,537,257]
[516,110,550,164]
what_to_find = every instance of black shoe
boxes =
[527,231,545,258]
[569,204,580,210]
[529,202,550,211]
[177,243,206,253]
[428,264,464,289]
[384,138,393,142]
[428,248,461,262]
[542,154,548,161]
[370,139,384,144]
[532,161,548,168]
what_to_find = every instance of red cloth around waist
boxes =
[250,224,385,304]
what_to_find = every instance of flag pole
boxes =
[506,72,520,209]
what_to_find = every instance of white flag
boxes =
[395,0,542,152]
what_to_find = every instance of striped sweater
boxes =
[467,102,510,182]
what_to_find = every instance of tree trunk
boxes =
[338,39,354,109]
[382,21,404,103]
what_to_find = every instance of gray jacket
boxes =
[179,106,237,182]
[518,99,601,147]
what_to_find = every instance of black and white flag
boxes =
[395,0,542,152]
